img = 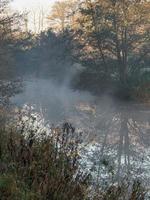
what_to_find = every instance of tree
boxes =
[73,0,150,97]
[47,0,79,32]
[0,0,21,79]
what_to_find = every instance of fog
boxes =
[11,77,95,124]
[11,73,150,188]
[10,56,150,187]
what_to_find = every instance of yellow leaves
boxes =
[48,0,80,31]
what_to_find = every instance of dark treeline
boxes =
[1,0,149,102]
[0,0,18,79]
[12,0,150,99]
[15,30,74,83]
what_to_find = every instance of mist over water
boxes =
[11,77,95,124]
[11,74,150,187]
[11,76,150,134]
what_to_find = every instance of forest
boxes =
[0,0,150,199]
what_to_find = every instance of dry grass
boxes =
[0,109,147,200]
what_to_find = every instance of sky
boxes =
[11,0,57,32]
[11,0,56,11]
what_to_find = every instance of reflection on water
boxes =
[12,78,150,187]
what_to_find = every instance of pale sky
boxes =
[11,0,56,11]
[11,0,58,32]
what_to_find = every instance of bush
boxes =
[0,109,147,199]
[0,120,90,200]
